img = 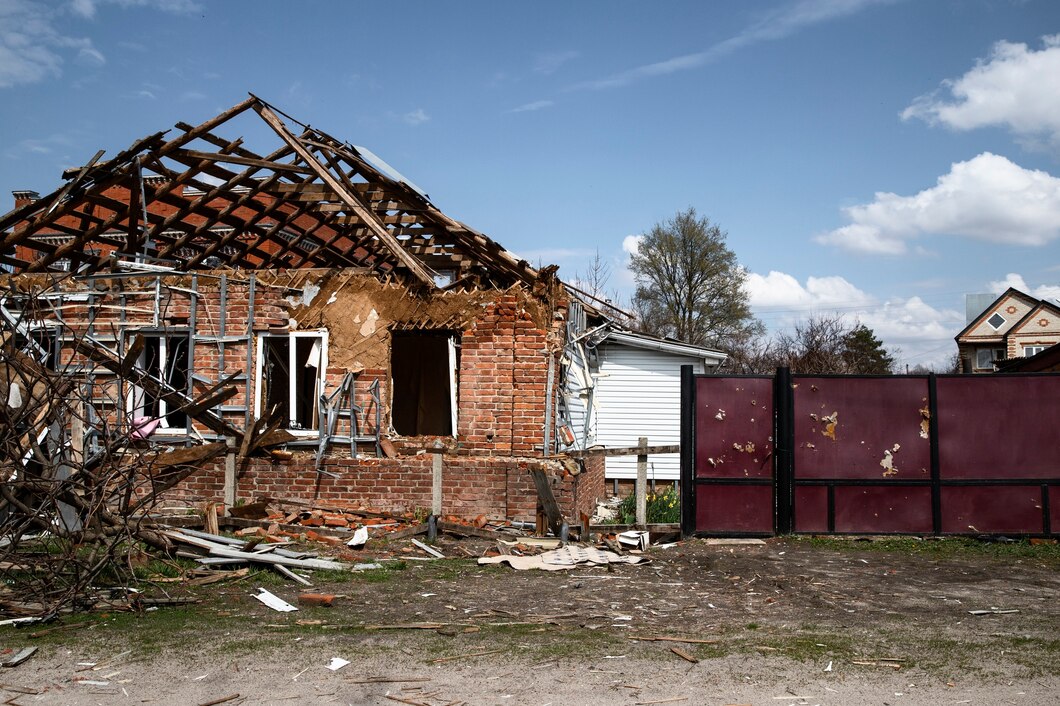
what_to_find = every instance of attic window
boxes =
[391,332,457,436]
[987,312,1006,329]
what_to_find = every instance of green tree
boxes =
[841,324,895,374]
[629,208,762,349]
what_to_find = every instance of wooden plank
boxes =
[436,521,497,540]
[253,101,437,287]
[270,182,334,193]
[174,149,312,174]
[531,469,564,536]
[149,441,227,469]
[410,538,444,559]
[636,437,648,528]
[563,444,681,458]
[163,530,351,571]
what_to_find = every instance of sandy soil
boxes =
[2,536,1058,705]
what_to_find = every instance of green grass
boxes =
[793,536,1060,565]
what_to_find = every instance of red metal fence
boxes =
[680,367,1060,537]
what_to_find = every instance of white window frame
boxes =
[127,331,191,433]
[254,330,328,436]
[1024,345,1046,357]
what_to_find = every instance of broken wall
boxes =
[5,267,591,520]
[168,452,602,522]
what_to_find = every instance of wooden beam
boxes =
[253,102,436,287]
[562,444,681,458]
[172,149,313,174]
[530,469,564,537]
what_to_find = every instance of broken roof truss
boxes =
[0,95,537,288]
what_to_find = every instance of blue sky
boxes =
[2,0,1060,367]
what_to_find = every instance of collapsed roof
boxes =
[0,95,539,288]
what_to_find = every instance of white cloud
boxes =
[621,234,641,255]
[534,49,579,75]
[1,0,199,89]
[859,296,964,346]
[745,271,873,309]
[571,0,897,90]
[816,153,1060,255]
[76,45,105,66]
[988,273,1060,303]
[0,0,100,88]
[402,108,430,126]
[509,99,554,113]
[745,269,963,368]
[69,0,201,19]
[902,35,1060,148]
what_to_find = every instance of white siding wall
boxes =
[595,343,706,480]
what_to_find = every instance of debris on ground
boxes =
[479,545,650,571]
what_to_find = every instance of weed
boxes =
[618,485,680,524]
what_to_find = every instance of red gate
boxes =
[680,367,1060,536]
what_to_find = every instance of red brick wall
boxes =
[20,269,603,521]
[457,293,555,455]
[165,451,603,523]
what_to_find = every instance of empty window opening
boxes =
[391,332,457,436]
[131,333,190,429]
[258,332,326,431]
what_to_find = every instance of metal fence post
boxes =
[680,364,695,536]
[774,367,794,535]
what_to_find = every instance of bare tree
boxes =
[629,208,762,350]
[575,250,612,300]
[726,314,896,374]
[0,278,234,619]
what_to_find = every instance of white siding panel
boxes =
[595,343,705,480]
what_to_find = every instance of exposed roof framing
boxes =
[1,95,539,288]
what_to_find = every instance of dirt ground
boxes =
[3,536,1058,705]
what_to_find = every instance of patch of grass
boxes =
[416,559,478,581]
[350,561,408,583]
[793,536,1060,565]
[1003,636,1060,677]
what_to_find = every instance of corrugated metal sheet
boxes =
[560,338,596,450]
[595,343,706,480]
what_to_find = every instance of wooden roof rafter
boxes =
[2,94,543,288]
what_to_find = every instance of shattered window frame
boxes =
[126,329,192,432]
[254,329,329,434]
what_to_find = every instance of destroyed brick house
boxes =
[0,95,644,528]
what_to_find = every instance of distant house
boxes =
[955,288,1060,373]
[997,342,1060,373]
